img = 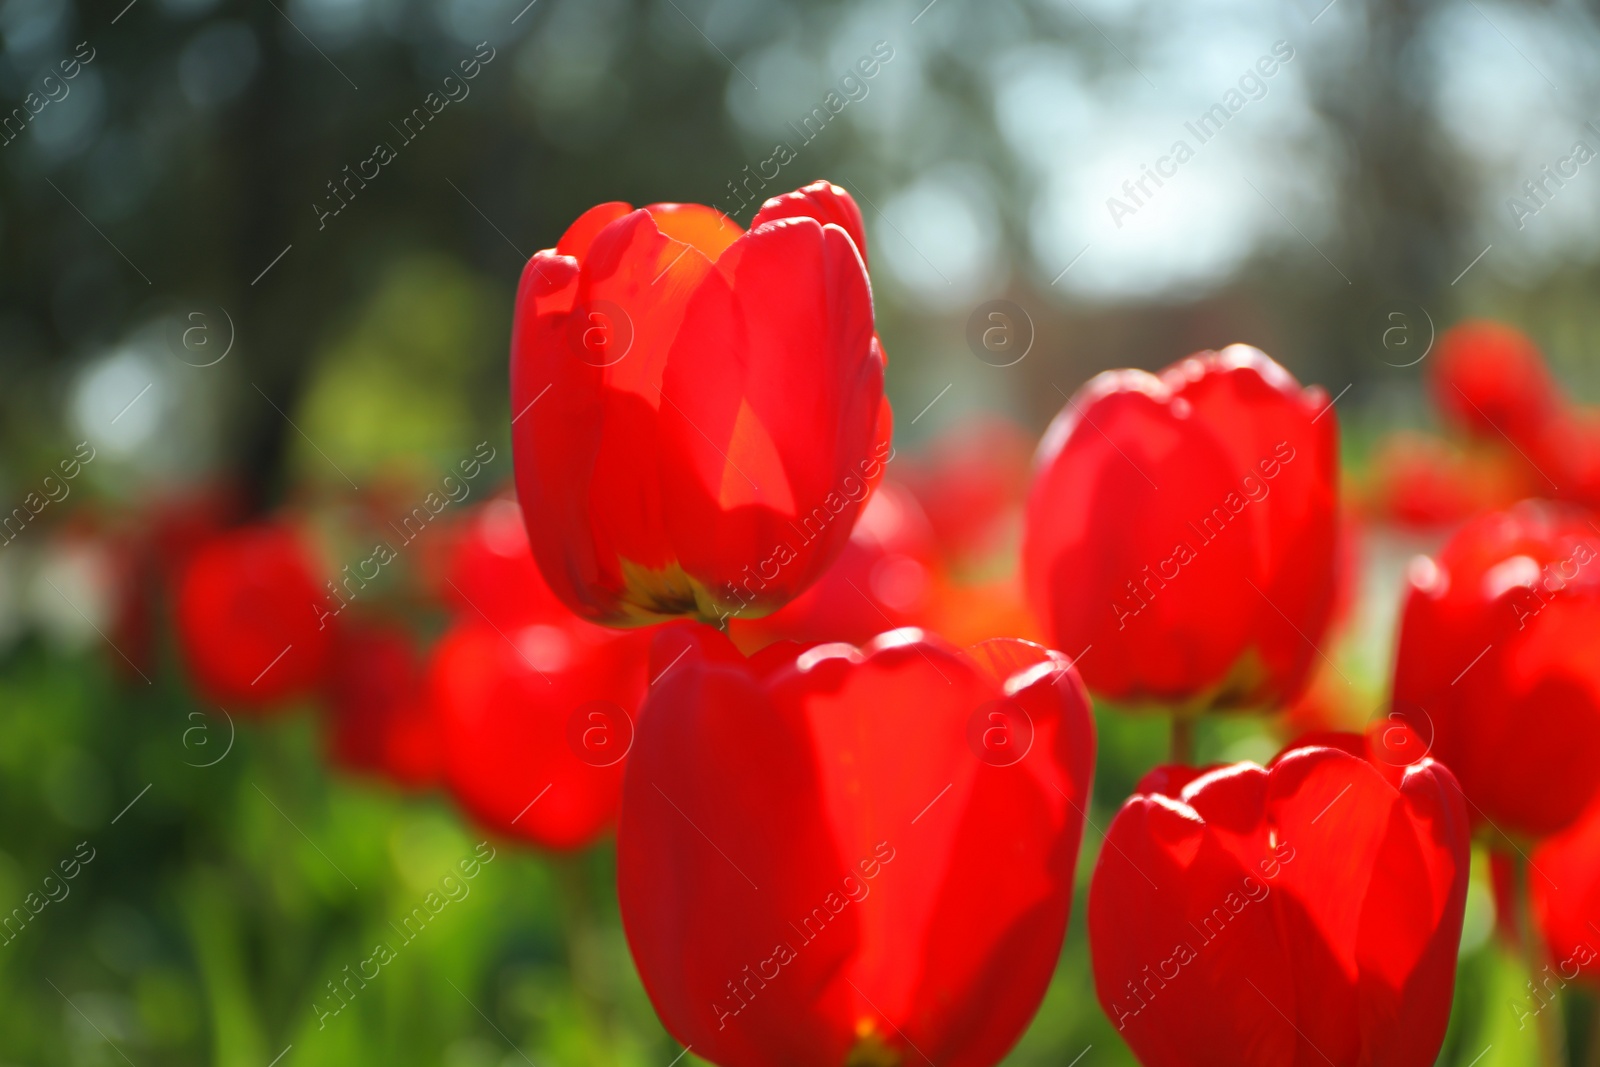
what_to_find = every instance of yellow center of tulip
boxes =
[846,1022,900,1067]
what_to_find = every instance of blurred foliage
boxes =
[0,635,677,1066]
[296,255,506,485]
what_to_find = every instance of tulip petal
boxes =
[1265,747,1395,1062]
[658,216,881,618]
[904,658,1093,1064]
[1392,501,1600,837]
[619,627,1094,1067]
[1025,350,1338,712]
[1354,760,1470,1063]
[1167,347,1339,707]
[1024,370,1258,706]
[512,208,720,623]
[430,611,646,850]
[556,201,634,259]
[618,626,857,1065]
[1532,796,1600,982]
[1088,788,1295,1066]
[750,180,870,266]
[513,187,888,626]
[644,201,744,261]
[1091,740,1471,1067]
[176,525,334,707]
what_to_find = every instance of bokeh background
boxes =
[2,0,1599,1061]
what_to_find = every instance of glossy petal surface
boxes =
[1022,347,1337,711]
[618,626,1095,1067]
[511,184,889,627]
[1089,736,1470,1067]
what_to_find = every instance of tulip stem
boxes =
[1515,852,1568,1067]
[1170,716,1195,765]
[552,851,615,1059]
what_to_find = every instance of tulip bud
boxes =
[175,524,334,708]
[617,625,1095,1066]
[1392,500,1600,837]
[1089,733,1470,1065]
[510,181,892,628]
[428,499,650,850]
[1023,346,1338,713]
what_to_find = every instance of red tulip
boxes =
[1430,320,1557,445]
[728,480,938,649]
[106,485,240,681]
[322,623,441,790]
[617,625,1095,1067]
[1532,405,1600,512]
[1532,798,1600,986]
[1392,501,1600,838]
[141,484,243,578]
[510,180,892,628]
[1022,345,1338,712]
[441,496,567,628]
[1361,431,1532,530]
[1279,517,1365,738]
[1089,732,1470,1066]
[901,415,1034,569]
[175,524,334,708]
[429,499,650,849]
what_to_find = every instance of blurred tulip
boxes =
[1023,345,1338,713]
[1089,732,1470,1066]
[321,623,441,790]
[617,625,1095,1067]
[930,572,1045,648]
[429,499,650,850]
[440,496,566,628]
[728,480,938,650]
[1392,501,1600,838]
[1531,405,1600,511]
[175,524,334,708]
[1279,513,1364,737]
[140,484,243,578]
[1430,320,1557,446]
[1362,431,1533,530]
[110,485,240,681]
[901,415,1033,570]
[1531,798,1600,985]
[510,180,892,628]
